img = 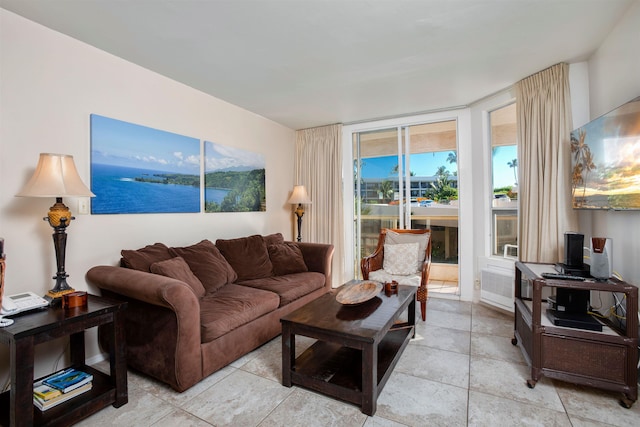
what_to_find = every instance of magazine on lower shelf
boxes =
[32,368,94,411]
[42,367,93,393]
[33,382,92,411]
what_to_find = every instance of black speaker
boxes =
[564,232,584,268]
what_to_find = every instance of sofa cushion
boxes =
[121,243,172,271]
[199,284,280,342]
[149,256,206,298]
[268,242,308,276]
[263,232,285,246]
[237,271,324,306]
[215,235,273,281]
[169,240,237,293]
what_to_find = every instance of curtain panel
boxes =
[294,124,344,286]
[515,63,578,263]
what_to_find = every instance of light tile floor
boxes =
[79,298,640,426]
[427,281,459,294]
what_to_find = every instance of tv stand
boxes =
[512,262,638,408]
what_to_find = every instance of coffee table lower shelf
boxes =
[288,327,413,414]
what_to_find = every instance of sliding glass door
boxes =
[353,120,460,294]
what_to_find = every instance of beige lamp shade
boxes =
[287,185,312,205]
[16,153,95,198]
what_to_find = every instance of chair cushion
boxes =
[199,284,280,342]
[237,271,324,306]
[149,256,206,298]
[383,242,419,275]
[369,269,421,287]
[385,230,430,271]
[169,240,238,293]
[267,242,308,276]
[121,243,172,272]
[216,235,274,281]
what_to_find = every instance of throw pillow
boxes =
[385,230,430,272]
[215,235,274,281]
[263,233,285,247]
[383,242,419,275]
[169,240,237,293]
[268,242,308,276]
[150,256,206,298]
[121,243,172,272]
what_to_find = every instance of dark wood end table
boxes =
[0,294,127,427]
[281,281,416,415]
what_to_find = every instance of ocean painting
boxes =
[90,114,201,214]
[204,141,266,212]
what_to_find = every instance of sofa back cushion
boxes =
[121,243,172,271]
[268,242,308,276]
[263,232,285,247]
[169,240,237,293]
[215,235,273,281]
[150,256,206,298]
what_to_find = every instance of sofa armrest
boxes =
[86,265,203,391]
[296,242,334,289]
[87,265,200,312]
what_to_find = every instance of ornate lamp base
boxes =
[46,288,76,299]
[43,198,76,305]
[294,204,305,242]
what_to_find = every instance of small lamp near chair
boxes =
[16,153,95,303]
[287,185,311,242]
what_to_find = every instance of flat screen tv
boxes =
[571,96,640,210]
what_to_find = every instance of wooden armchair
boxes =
[361,229,432,320]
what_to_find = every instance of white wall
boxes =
[0,10,295,382]
[579,0,640,286]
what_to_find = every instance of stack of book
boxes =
[33,368,93,411]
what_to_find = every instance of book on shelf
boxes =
[33,382,92,411]
[42,367,93,393]
[33,383,62,401]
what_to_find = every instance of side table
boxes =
[513,262,637,407]
[0,294,127,426]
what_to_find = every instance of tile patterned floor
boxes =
[79,298,640,426]
[427,281,459,294]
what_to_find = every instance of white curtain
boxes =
[294,124,344,286]
[516,63,578,263]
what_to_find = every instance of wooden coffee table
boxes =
[281,281,416,415]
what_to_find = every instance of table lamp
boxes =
[16,153,95,303]
[287,185,312,242]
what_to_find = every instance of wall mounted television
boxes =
[571,96,640,210]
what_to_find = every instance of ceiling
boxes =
[1,0,633,130]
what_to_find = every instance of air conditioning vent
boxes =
[480,267,514,312]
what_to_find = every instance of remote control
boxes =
[541,272,585,281]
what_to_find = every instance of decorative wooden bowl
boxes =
[336,281,383,305]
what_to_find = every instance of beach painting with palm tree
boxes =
[570,96,640,209]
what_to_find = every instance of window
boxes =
[352,120,460,294]
[490,103,518,257]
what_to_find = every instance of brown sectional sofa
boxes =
[86,233,334,392]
